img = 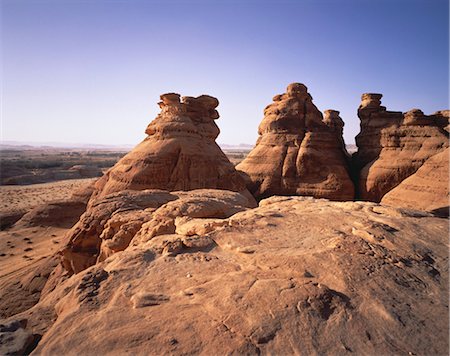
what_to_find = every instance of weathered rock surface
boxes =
[61,189,255,274]
[0,319,40,356]
[0,256,59,319]
[353,94,448,202]
[381,148,449,215]
[9,197,448,355]
[0,209,27,230]
[236,83,354,201]
[91,93,251,201]
[16,199,87,228]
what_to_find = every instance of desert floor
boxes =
[0,178,94,282]
[0,178,95,215]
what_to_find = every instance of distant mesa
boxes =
[236,83,355,201]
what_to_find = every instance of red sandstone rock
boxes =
[91,93,252,201]
[236,83,354,201]
[61,189,254,274]
[381,148,449,215]
[353,94,448,202]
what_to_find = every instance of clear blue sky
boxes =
[1,0,448,146]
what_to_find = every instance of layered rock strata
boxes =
[59,93,257,274]
[91,93,252,201]
[236,83,354,201]
[353,94,448,202]
[381,148,449,215]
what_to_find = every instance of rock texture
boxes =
[91,93,251,201]
[0,319,40,355]
[353,94,449,202]
[381,148,449,215]
[16,199,87,228]
[61,189,255,274]
[8,197,448,355]
[236,83,354,201]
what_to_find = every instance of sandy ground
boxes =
[0,178,95,214]
[0,226,67,277]
[0,179,94,278]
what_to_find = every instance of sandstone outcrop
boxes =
[61,189,255,274]
[353,94,448,202]
[91,93,252,201]
[16,200,87,228]
[381,148,449,215]
[236,83,354,201]
[10,197,448,355]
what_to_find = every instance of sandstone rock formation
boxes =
[61,189,255,274]
[8,197,448,355]
[91,93,251,201]
[236,83,354,201]
[16,200,87,228]
[353,94,449,202]
[381,148,449,215]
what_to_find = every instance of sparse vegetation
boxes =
[0,148,127,185]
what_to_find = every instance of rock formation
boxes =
[61,189,255,274]
[91,93,252,201]
[381,148,449,215]
[9,197,448,355]
[353,94,448,202]
[15,199,87,228]
[57,92,258,274]
[236,83,354,201]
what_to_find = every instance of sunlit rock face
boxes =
[60,188,256,275]
[353,93,448,202]
[59,92,258,274]
[236,83,354,201]
[381,148,449,216]
[33,197,450,355]
[91,93,253,201]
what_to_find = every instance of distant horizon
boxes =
[0,139,358,151]
[2,0,448,146]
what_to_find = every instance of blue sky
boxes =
[1,0,448,146]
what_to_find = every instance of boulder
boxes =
[236,83,354,201]
[60,190,178,274]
